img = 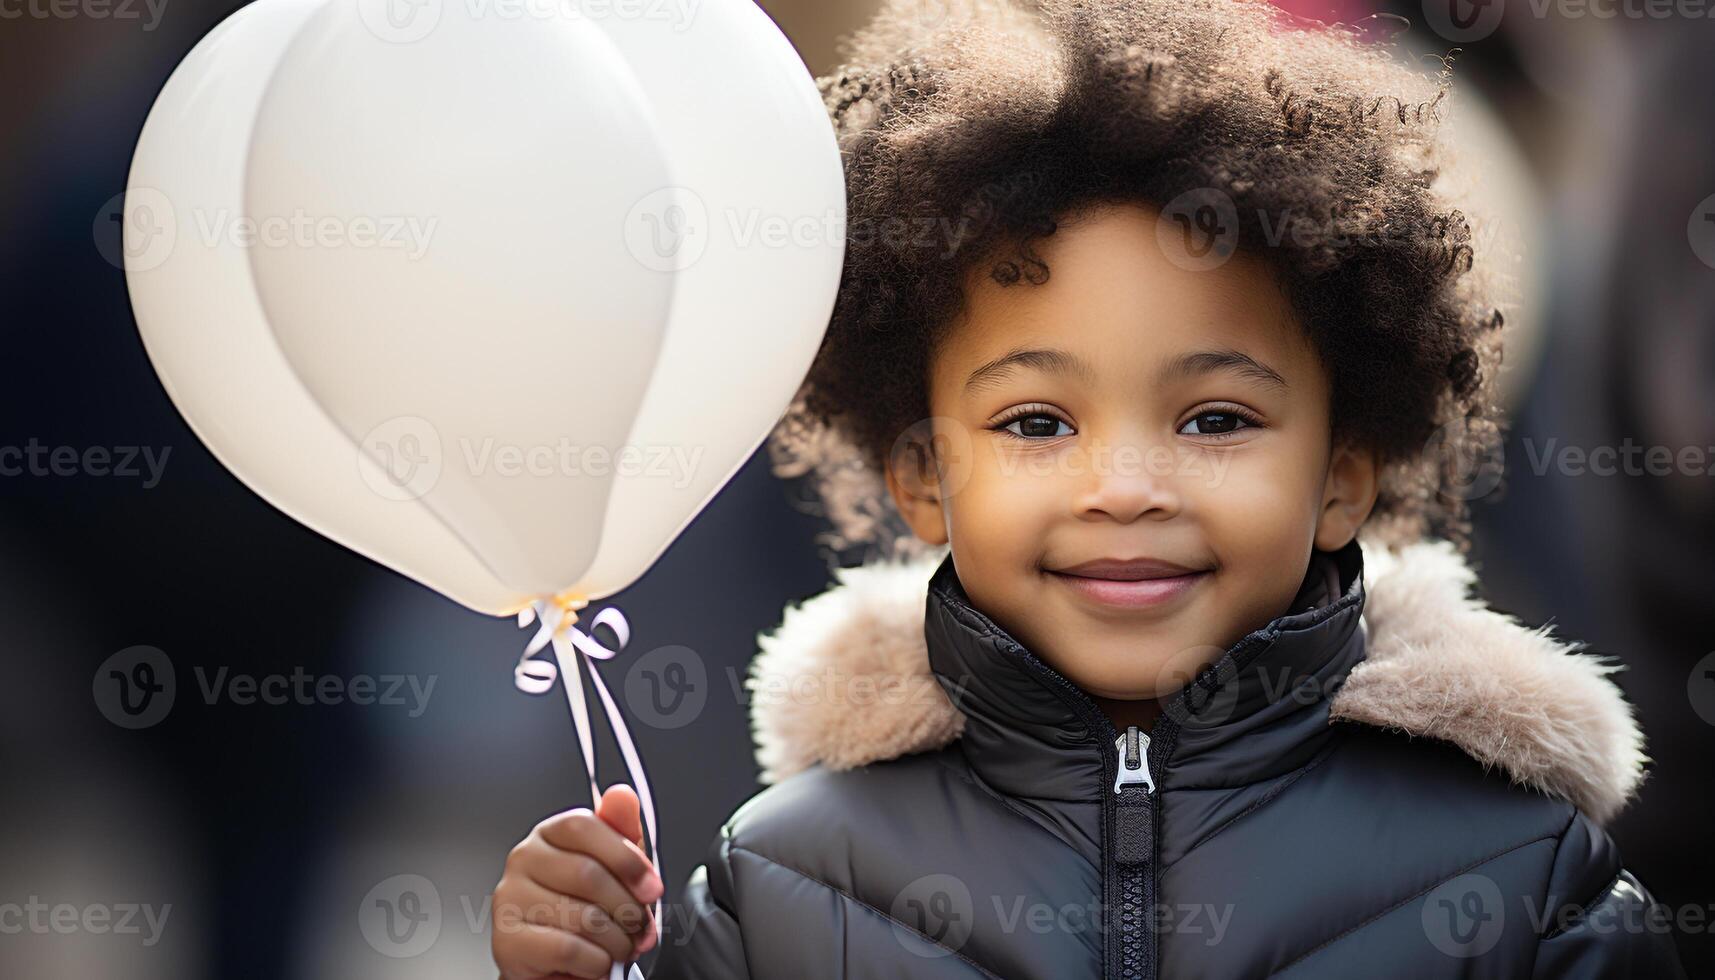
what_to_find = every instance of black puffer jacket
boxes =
[650,538,1687,978]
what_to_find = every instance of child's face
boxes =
[885,202,1377,703]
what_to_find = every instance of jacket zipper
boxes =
[1008,651,1176,980]
[1110,724,1158,979]
[944,572,1302,978]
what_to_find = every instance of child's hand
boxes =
[492,784,663,980]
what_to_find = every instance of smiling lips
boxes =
[1047,557,1211,609]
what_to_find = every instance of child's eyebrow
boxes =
[1159,348,1290,393]
[962,345,1289,394]
[963,347,1097,394]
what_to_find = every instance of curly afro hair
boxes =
[768,0,1507,563]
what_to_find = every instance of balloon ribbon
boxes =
[515,599,660,980]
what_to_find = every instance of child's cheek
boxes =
[942,440,1065,566]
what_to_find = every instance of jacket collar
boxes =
[918,541,1365,803]
[747,536,1649,824]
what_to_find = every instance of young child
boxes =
[491,0,1689,976]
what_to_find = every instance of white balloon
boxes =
[569,0,845,599]
[244,1,677,597]
[128,0,844,614]
[125,0,523,615]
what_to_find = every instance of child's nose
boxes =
[1068,433,1185,523]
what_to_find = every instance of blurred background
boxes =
[1,0,1711,976]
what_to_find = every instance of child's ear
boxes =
[883,425,952,547]
[1314,443,1379,552]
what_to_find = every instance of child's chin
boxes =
[1050,639,1224,701]
[1059,658,1190,702]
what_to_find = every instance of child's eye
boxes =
[992,409,1074,440]
[1179,407,1262,439]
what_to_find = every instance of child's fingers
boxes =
[530,808,663,905]
[514,845,654,939]
[496,920,615,980]
[596,784,644,848]
[496,878,640,966]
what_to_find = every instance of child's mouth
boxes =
[1045,557,1211,609]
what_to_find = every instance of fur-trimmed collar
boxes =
[747,537,1649,825]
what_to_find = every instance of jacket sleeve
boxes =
[1530,811,1688,979]
[644,825,751,980]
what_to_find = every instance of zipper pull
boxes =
[1112,725,1155,868]
[1113,725,1155,795]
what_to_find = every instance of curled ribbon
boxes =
[515,599,660,980]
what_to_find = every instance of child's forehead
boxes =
[936,206,1315,388]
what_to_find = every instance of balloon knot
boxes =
[551,591,590,632]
